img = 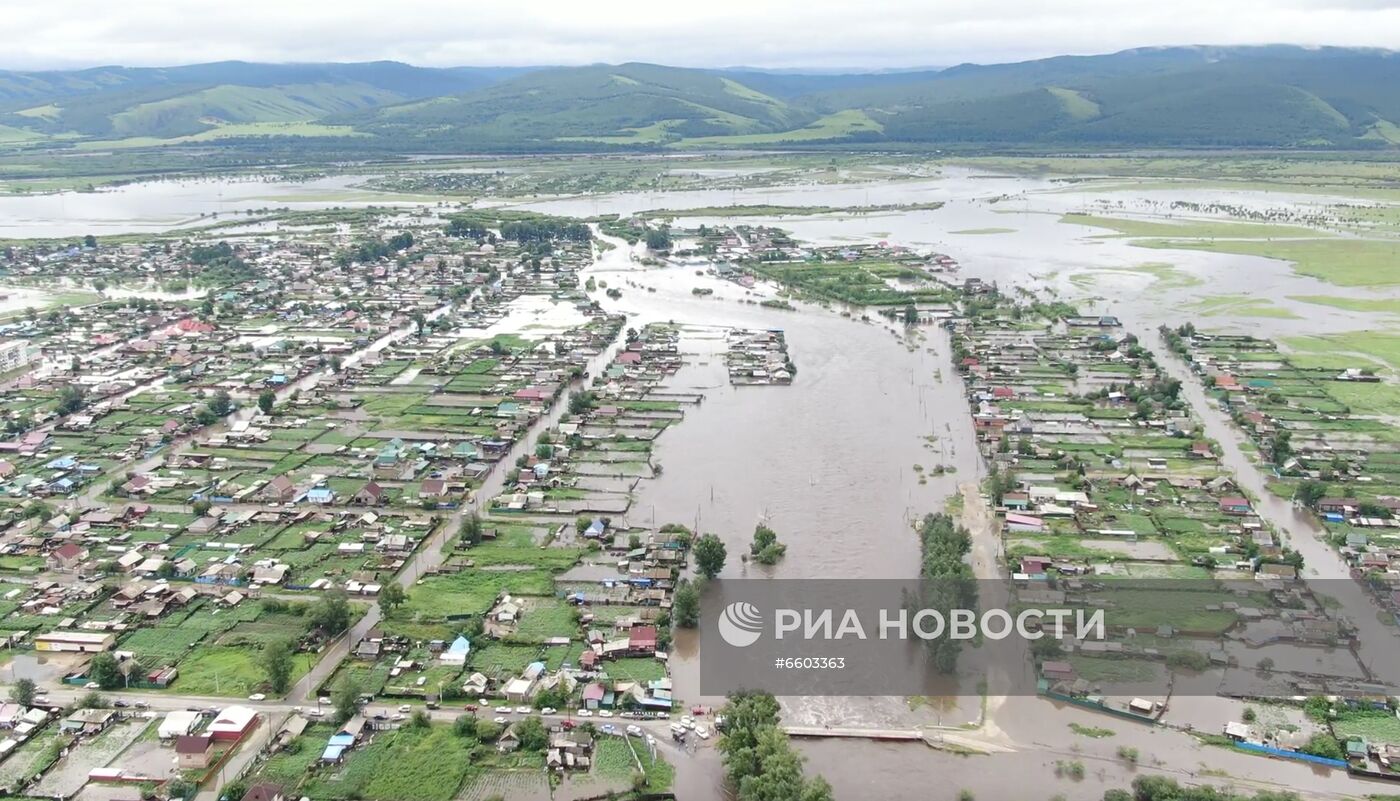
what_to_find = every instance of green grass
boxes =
[303,725,475,801]
[1187,294,1299,319]
[1333,711,1400,744]
[171,645,314,696]
[1062,212,1328,240]
[678,109,883,147]
[1284,331,1400,372]
[396,569,556,621]
[1137,237,1400,288]
[1289,295,1400,315]
[1069,655,1162,683]
[1069,723,1116,738]
[1047,87,1101,120]
[602,657,666,683]
[1067,261,1203,291]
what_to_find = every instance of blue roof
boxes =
[321,744,347,761]
[307,488,333,501]
[447,636,471,656]
[328,733,356,747]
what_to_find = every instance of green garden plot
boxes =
[511,599,579,642]
[301,725,476,801]
[395,569,556,621]
[468,643,544,678]
[171,645,315,696]
[602,657,667,683]
[119,626,207,666]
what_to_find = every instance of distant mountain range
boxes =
[2,46,1399,151]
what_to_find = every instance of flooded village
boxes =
[0,161,1397,801]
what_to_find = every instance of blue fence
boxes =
[1234,741,1348,768]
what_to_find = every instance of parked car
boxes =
[399,704,412,713]
[540,707,556,715]
[248,693,266,701]
[113,700,129,708]
[695,725,710,739]
[577,709,593,717]
[494,716,507,724]
[463,704,478,713]
[84,682,100,690]
[514,706,531,715]
[598,710,613,718]
[600,724,617,735]
[626,725,643,737]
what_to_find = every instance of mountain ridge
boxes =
[1,46,1398,150]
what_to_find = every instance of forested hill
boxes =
[2,46,1399,151]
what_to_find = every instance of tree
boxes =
[8,678,35,706]
[672,580,700,628]
[57,385,86,416]
[309,589,352,635]
[1295,479,1328,508]
[77,691,107,709]
[257,389,276,415]
[1270,430,1293,467]
[332,677,362,724]
[408,709,431,729]
[453,714,477,738]
[88,652,121,689]
[694,534,727,580]
[461,512,484,545]
[645,228,672,251]
[83,234,98,249]
[379,582,407,615]
[264,638,295,694]
[208,390,233,417]
[515,716,548,750]
[192,499,212,516]
[750,524,786,565]
[167,778,197,799]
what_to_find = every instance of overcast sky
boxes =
[6,0,1400,71]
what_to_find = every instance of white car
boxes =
[626,725,643,737]
[399,704,412,713]
[305,709,324,718]
[319,696,331,705]
[515,706,531,715]
[577,709,593,718]
[680,715,695,729]
[84,682,100,690]
[598,710,613,718]
[695,725,710,739]
[247,693,266,701]
[540,707,556,715]
[493,716,507,724]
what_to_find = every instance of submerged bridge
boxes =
[782,726,1014,754]
[783,726,929,744]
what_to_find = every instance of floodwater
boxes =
[13,164,1400,800]
[0,174,417,238]
[573,236,1386,801]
